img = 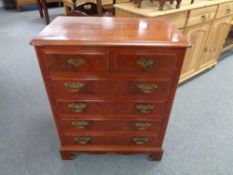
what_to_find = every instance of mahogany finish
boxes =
[31,17,188,161]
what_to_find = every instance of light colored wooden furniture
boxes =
[30,17,188,161]
[115,0,233,83]
[16,0,59,11]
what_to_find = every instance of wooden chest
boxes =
[31,17,188,161]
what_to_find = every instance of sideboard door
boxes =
[180,23,210,82]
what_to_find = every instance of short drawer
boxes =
[216,2,233,19]
[186,6,217,27]
[57,99,166,116]
[64,135,158,146]
[61,119,162,132]
[50,77,171,99]
[43,48,109,73]
[110,48,178,76]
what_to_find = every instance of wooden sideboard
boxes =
[31,17,188,160]
[115,0,233,83]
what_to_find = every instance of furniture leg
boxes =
[96,0,103,16]
[37,0,44,18]
[63,2,70,16]
[176,0,181,9]
[137,0,141,8]
[191,0,194,4]
[148,151,163,161]
[41,0,50,24]
[159,0,166,10]
[60,150,77,160]
[169,0,174,4]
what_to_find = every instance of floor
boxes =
[0,7,233,175]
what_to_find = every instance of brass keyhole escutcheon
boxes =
[68,103,86,113]
[136,104,154,114]
[64,82,84,91]
[74,136,91,144]
[67,58,85,69]
[138,83,158,94]
[137,58,154,70]
[72,120,89,129]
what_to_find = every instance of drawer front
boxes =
[50,77,171,99]
[57,100,166,116]
[44,49,109,73]
[62,119,162,132]
[64,135,158,146]
[187,6,217,27]
[216,2,233,19]
[110,48,178,76]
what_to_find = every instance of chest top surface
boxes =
[31,17,188,48]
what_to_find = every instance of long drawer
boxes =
[61,119,162,133]
[50,76,172,99]
[57,99,166,116]
[64,135,159,146]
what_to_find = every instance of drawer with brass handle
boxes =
[186,6,217,27]
[65,135,158,146]
[110,48,177,76]
[61,119,162,133]
[57,100,166,116]
[42,48,109,73]
[50,77,171,99]
[216,2,233,19]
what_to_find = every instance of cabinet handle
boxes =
[64,82,84,91]
[133,137,148,144]
[68,103,86,113]
[137,58,154,70]
[67,58,85,69]
[201,15,207,22]
[136,104,154,114]
[203,46,208,53]
[134,122,151,130]
[138,83,158,94]
[226,8,231,14]
[72,121,89,129]
[74,136,91,144]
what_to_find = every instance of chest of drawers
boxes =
[31,17,188,161]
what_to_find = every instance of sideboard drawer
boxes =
[186,6,217,27]
[57,100,166,116]
[216,2,233,19]
[44,50,109,73]
[110,49,178,75]
[50,77,171,99]
[62,119,162,132]
[64,135,159,146]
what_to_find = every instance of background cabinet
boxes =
[199,16,233,70]
[180,23,210,82]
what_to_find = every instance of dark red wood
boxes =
[31,17,188,161]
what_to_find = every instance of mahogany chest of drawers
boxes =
[31,17,188,161]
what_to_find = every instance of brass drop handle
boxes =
[74,136,91,144]
[133,137,148,144]
[201,15,207,22]
[137,58,154,70]
[67,58,85,69]
[68,103,86,113]
[72,120,89,129]
[138,83,158,94]
[134,122,151,130]
[64,82,84,91]
[226,8,231,14]
[136,104,154,114]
